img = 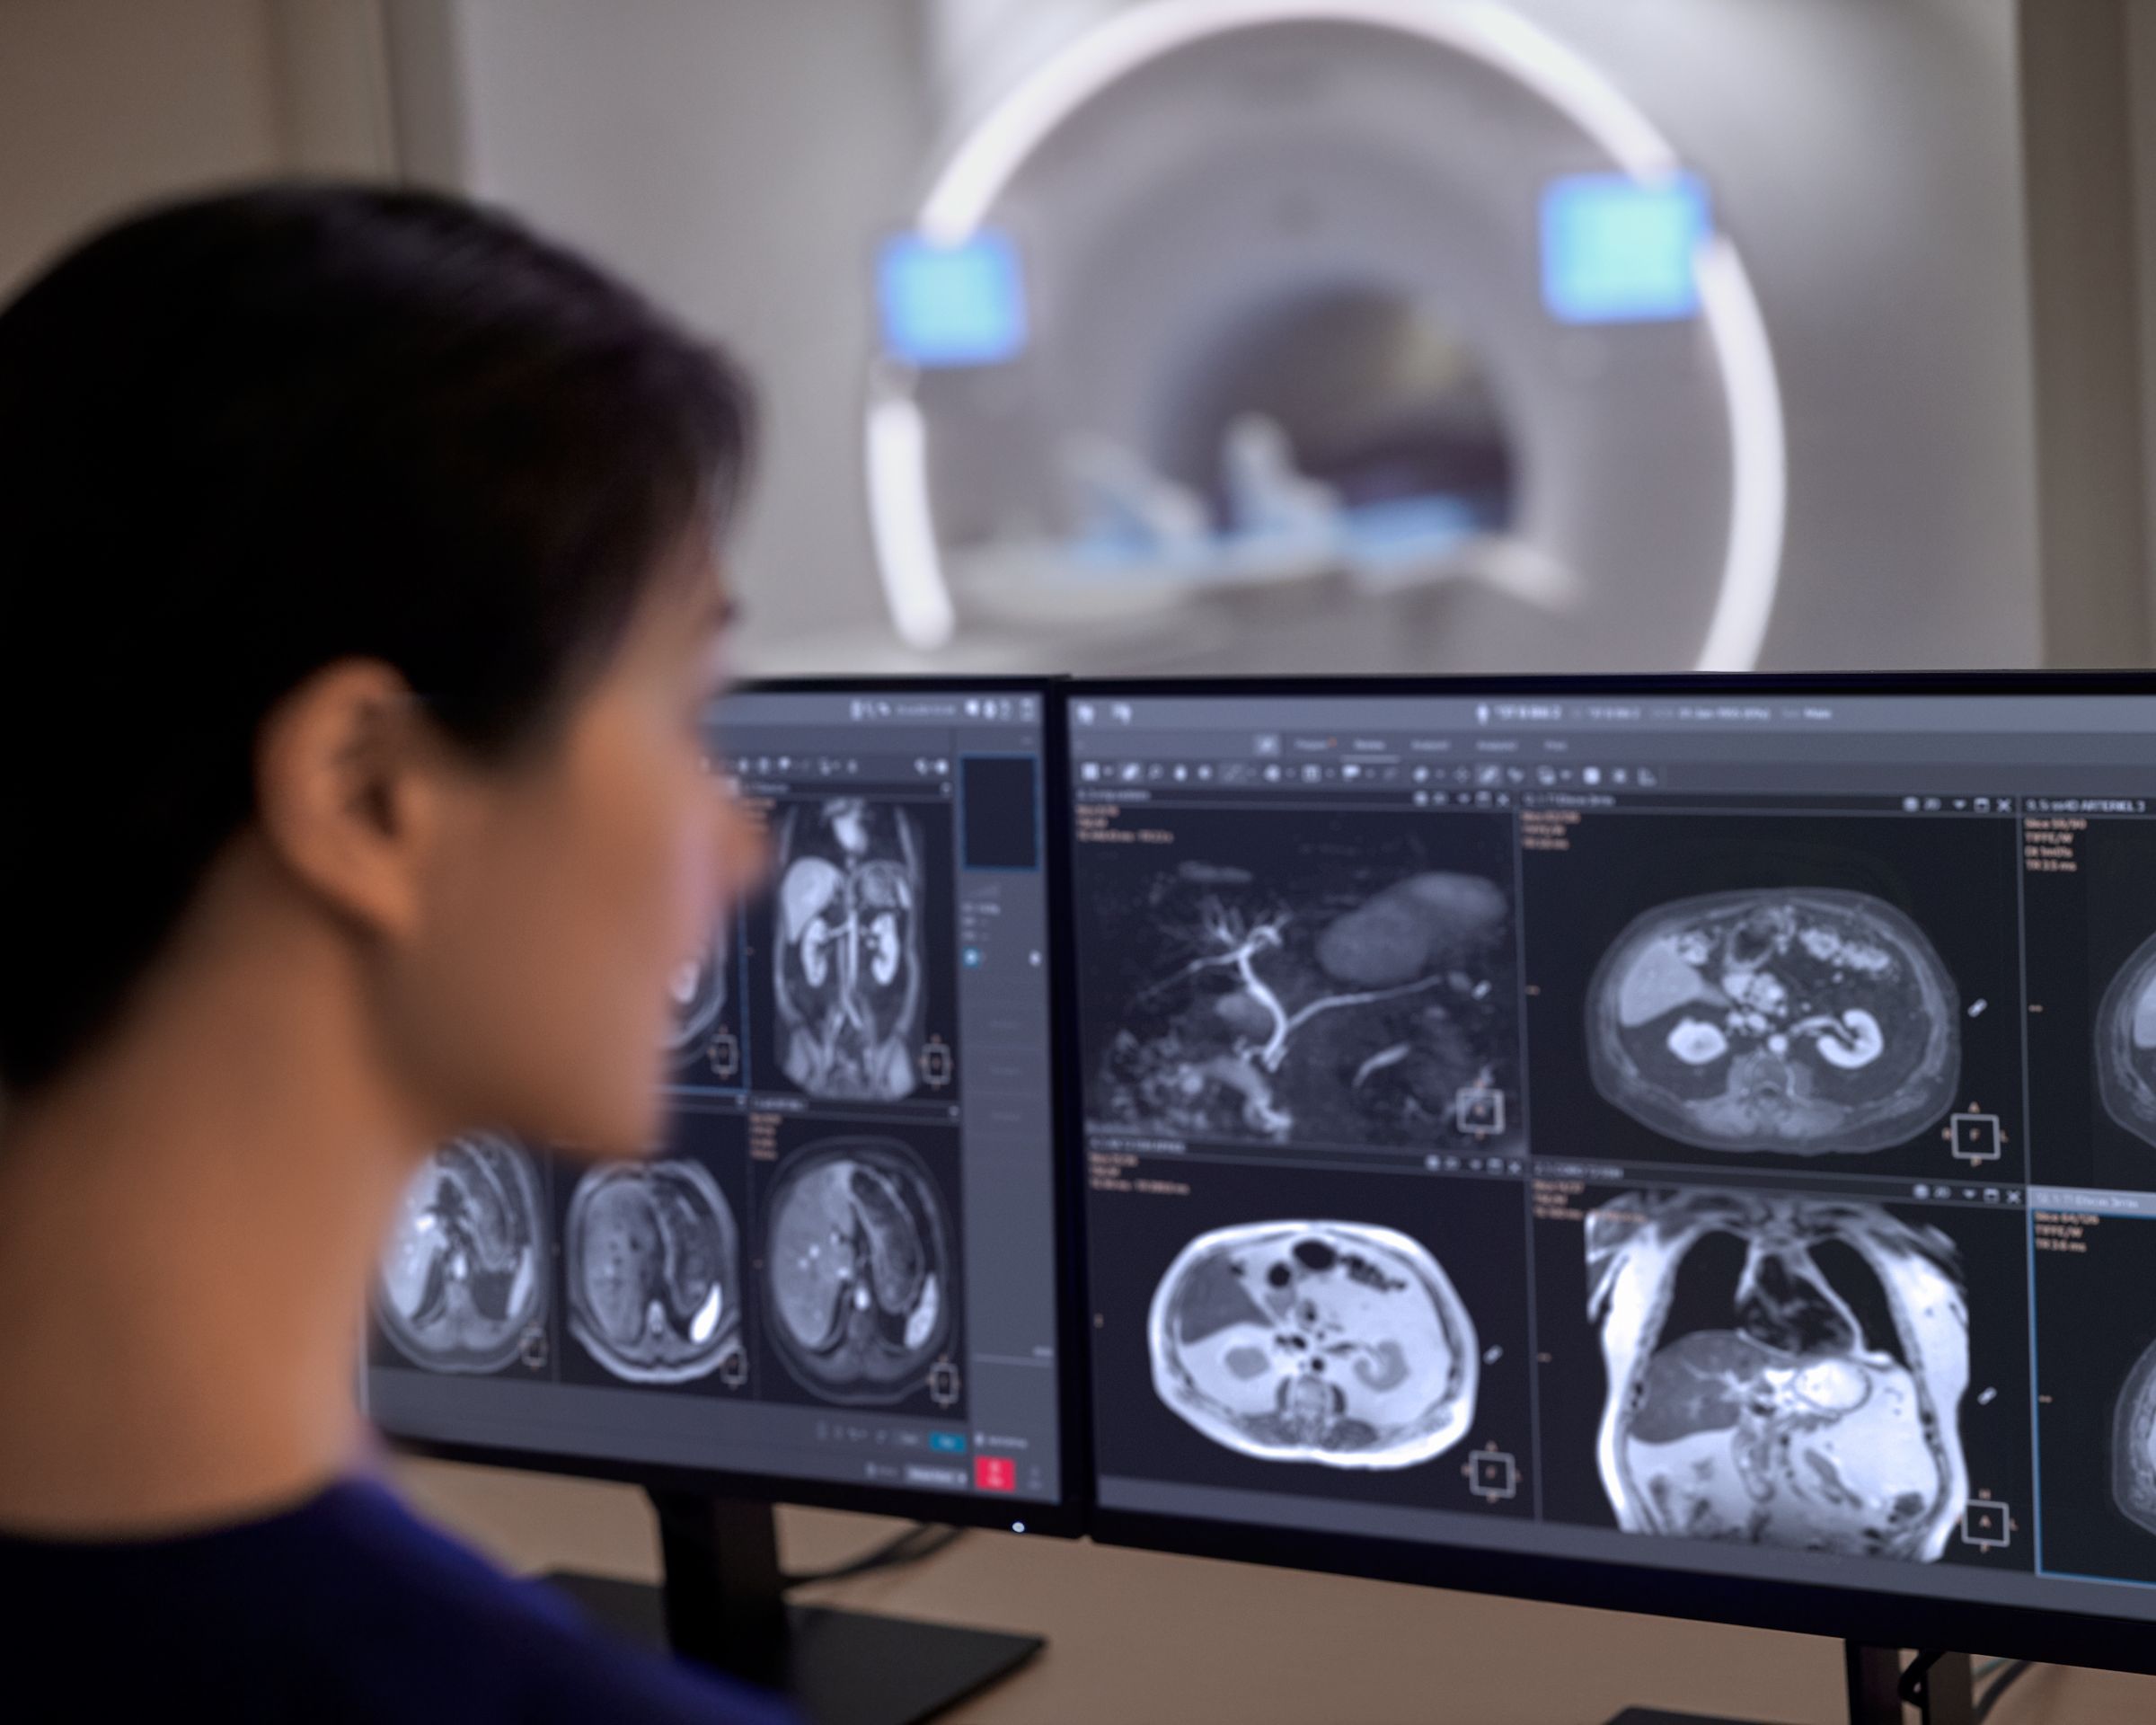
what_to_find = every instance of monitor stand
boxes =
[543,1488,1043,1725]
[1604,1641,1973,1725]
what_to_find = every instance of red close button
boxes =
[974,1455,1016,1493]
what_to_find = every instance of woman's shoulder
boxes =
[0,1478,795,1725]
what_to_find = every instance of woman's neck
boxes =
[0,866,429,1536]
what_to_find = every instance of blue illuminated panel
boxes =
[877,230,1029,367]
[1540,172,1710,324]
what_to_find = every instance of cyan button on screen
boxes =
[929,1431,968,1455]
[1540,172,1710,323]
[877,230,1028,367]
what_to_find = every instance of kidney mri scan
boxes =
[1586,1190,1968,1558]
[1149,1220,1479,1470]
[2097,933,2156,1147]
[1586,889,1960,1154]
[773,799,927,1101]
[376,1133,548,1374]
[764,1137,956,1404]
[565,1160,743,1385]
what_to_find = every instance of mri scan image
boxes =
[2097,933,2156,1146]
[565,1160,742,1385]
[1587,889,1960,1154]
[2115,1340,2156,1535]
[1150,1221,1479,1470]
[1586,1190,1968,1559]
[376,1134,547,1374]
[1093,852,1517,1148]
[764,1138,955,1404]
[668,916,737,1082]
[773,799,927,1101]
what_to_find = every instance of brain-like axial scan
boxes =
[1150,1222,1479,1469]
[774,800,926,1101]
[1588,889,1960,1154]
[1586,1190,1969,1559]
[2115,1339,2156,1535]
[764,1139,955,1403]
[2096,932,2156,1147]
[1098,860,1515,1146]
[377,1134,547,1374]
[566,1161,742,1384]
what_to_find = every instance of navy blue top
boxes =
[0,1477,797,1723]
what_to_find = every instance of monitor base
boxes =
[1602,1643,1972,1725]
[543,1488,1041,1725]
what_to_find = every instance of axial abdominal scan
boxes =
[1587,1190,1968,1558]
[1588,889,1959,1154]
[764,1138,957,1404]
[566,1160,742,1384]
[1084,818,1519,1148]
[2097,932,2156,1147]
[774,798,928,1101]
[1150,1221,1479,1468]
[377,1134,548,1374]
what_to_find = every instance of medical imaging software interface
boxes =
[366,688,1063,1508]
[1067,688,2156,1621]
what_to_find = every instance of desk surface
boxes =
[397,1458,2156,1724]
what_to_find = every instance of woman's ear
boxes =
[252,660,450,943]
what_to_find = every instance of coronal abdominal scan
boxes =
[1097,854,1514,1146]
[775,799,929,1101]
[377,1134,548,1373]
[1588,1190,1968,1559]
[1151,1222,1479,1469]
[1589,889,1961,1154]
[566,1160,742,1384]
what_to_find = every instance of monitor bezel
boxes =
[372,676,1090,1541]
[1060,668,2156,1675]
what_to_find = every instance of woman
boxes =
[0,186,787,1721]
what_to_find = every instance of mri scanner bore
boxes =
[1149,1220,1479,1469]
[564,1159,744,1386]
[1586,1190,1969,1560]
[376,1134,549,1376]
[1587,890,1961,1156]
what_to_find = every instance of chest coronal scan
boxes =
[2114,1339,2156,1535]
[764,1138,955,1403]
[1097,859,1515,1147]
[1587,889,1959,1154]
[773,799,927,1101]
[376,1134,547,1374]
[2096,933,2156,1146]
[1586,1190,1968,1558]
[565,1160,742,1384]
[668,918,732,1057]
[1149,1221,1479,1470]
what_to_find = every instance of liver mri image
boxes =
[1587,889,1959,1154]
[1587,1190,1968,1559]
[376,1134,547,1374]
[1149,1221,1478,1469]
[565,1160,742,1384]
[774,799,926,1101]
[2097,932,2156,1146]
[764,1138,955,1403]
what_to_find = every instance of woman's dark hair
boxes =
[0,184,754,1095]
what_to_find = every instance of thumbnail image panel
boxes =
[1533,1181,2031,1570]
[371,1132,555,1381]
[1089,1156,1534,1517]
[1522,812,2023,1180]
[751,1119,965,1417]
[1073,805,1522,1153]
[667,908,746,1092]
[556,1110,752,1396]
[2033,1208,2156,1584]
[2021,818,2156,1191]
[745,794,960,1106]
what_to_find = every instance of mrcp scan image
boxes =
[2096,931,2156,1148]
[1586,1190,1967,1559]
[763,1136,958,1406]
[564,1158,743,1385]
[376,1133,549,1375]
[1078,808,1519,1149]
[1588,889,1959,1155]
[773,798,927,1101]
[1150,1220,1479,1470]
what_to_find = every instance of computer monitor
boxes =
[1060,676,2156,1694]
[364,679,1074,1707]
